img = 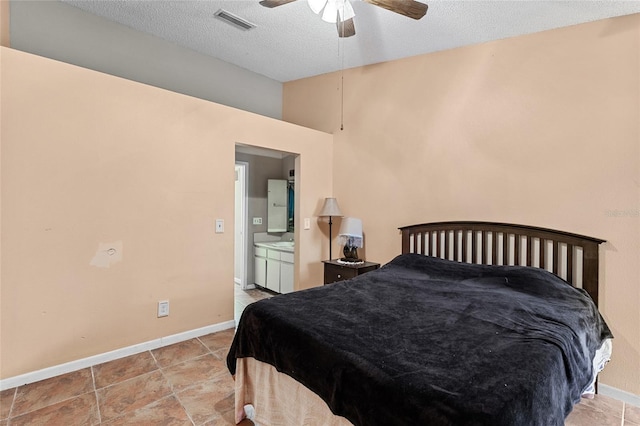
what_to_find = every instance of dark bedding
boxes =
[227,254,612,426]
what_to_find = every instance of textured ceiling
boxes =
[61,0,640,82]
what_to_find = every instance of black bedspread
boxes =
[227,254,612,426]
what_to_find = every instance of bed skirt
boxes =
[235,357,352,426]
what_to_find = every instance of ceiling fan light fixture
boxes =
[321,0,355,23]
[307,0,327,14]
[338,0,356,23]
[308,0,355,24]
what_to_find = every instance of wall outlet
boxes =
[157,300,169,317]
[253,217,262,225]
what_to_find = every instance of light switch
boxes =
[304,218,311,230]
[215,219,224,233]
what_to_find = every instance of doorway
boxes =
[234,146,298,319]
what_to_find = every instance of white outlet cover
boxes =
[158,301,169,317]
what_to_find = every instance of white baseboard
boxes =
[599,384,640,407]
[0,320,235,391]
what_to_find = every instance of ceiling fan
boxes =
[259,0,428,38]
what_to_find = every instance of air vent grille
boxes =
[214,9,256,31]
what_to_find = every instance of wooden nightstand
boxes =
[323,260,381,285]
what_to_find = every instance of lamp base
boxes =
[342,245,361,263]
[338,258,364,264]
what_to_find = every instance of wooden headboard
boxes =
[399,222,605,305]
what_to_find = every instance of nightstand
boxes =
[323,260,381,285]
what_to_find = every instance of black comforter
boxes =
[227,254,612,426]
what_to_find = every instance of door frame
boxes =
[234,161,249,289]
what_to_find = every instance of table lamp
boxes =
[338,217,363,262]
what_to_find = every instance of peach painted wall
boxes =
[0,47,333,378]
[284,15,640,395]
[0,1,8,48]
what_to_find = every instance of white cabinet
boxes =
[254,247,267,288]
[267,179,287,232]
[266,250,281,292]
[280,251,294,294]
[254,244,294,294]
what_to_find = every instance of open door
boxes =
[234,162,248,288]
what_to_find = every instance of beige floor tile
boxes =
[93,351,158,389]
[169,353,229,390]
[162,354,228,392]
[199,408,236,426]
[176,374,235,425]
[581,394,625,415]
[11,368,94,417]
[238,287,273,302]
[102,395,191,426]
[566,395,624,426]
[152,338,209,368]
[9,392,99,426]
[97,370,172,421]
[626,403,640,425]
[199,329,235,353]
[0,388,15,420]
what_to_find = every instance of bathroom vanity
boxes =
[254,241,294,294]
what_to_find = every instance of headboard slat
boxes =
[526,237,533,267]
[567,244,574,284]
[492,233,498,265]
[462,231,468,263]
[502,233,508,265]
[471,231,478,264]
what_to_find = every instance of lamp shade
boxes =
[338,217,363,248]
[319,197,343,217]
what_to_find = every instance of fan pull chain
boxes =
[339,7,345,131]
[340,66,344,131]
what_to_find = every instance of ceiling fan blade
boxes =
[363,0,427,20]
[337,17,356,38]
[259,0,298,8]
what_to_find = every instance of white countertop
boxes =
[255,241,294,253]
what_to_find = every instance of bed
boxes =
[227,221,612,426]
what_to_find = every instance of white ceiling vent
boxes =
[214,9,256,31]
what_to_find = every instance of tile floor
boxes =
[1,285,638,425]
